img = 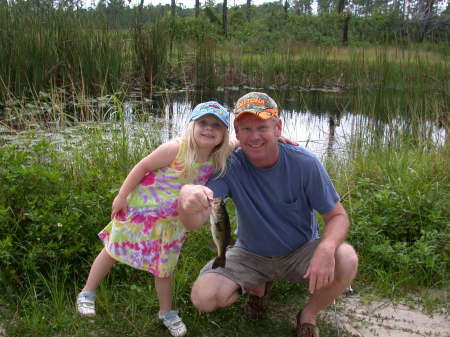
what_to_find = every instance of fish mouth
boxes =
[209,198,221,221]
[210,198,222,204]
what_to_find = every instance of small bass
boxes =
[209,198,232,269]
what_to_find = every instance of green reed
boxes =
[0,5,127,100]
[133,19,170,91]
[323,91,449,293]
[1,3,448,102]
[193,38,218,90]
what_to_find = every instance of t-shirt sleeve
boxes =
[305,157,340,215]
[206,174,230,199]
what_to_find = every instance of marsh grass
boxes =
[328,135,449,294]
[1,3,448,100]
[133,20,170,91]
[0,6,126,99]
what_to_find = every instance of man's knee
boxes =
[191,273,239,312]
[191,280,215,312]
[335,243,358,280]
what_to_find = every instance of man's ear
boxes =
[234,120,240,139]
[275,118,282,138]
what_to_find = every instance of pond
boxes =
[1,88,447,161]
[126,88,448,159]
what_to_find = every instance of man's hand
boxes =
[303,243,336,294]
[178,184,214,230]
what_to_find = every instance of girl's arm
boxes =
[111,141,179,219]
[279,135,299,145]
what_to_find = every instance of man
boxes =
[178,92,358,337]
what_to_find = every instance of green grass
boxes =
[1,240,346,337]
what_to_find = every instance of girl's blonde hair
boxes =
[180,120,231,178]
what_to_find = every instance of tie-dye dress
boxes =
[98,142,214,278]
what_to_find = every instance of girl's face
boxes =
[193,115,227,150]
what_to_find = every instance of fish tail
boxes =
[212,256,226,269]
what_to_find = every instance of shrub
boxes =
[0,141,116,287]
[345,149,449,289]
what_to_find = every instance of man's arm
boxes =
[304,202,349,293]
[319,201,349,251]
[178,184,214,231]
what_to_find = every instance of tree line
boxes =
[6,0,449,45]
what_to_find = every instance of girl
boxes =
[76,101,230,337]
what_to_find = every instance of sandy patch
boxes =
[326,295,450,337]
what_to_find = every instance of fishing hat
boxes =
[190,101,230,128]
[234,92,279,121]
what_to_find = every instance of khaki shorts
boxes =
[200,239,320,294]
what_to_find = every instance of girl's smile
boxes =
[194,115,226,150]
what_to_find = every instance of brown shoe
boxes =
[296,310,320,337]
[243,281,274,319]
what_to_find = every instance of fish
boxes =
[209,198,232,269]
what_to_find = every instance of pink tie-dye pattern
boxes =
[131,214,146,224]
[143,216,157,234]
[140,172,156,186]
[98,145,215,278]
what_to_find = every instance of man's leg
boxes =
[191,272,241,312]
[299,242,358,325]
[244,281,274,319]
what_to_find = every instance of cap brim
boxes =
[191,112,229,127]
[234,110,273,121]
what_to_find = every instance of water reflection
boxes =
[158,90,446,159]
[1,90,447,161]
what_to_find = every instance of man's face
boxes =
[235,114,282,168]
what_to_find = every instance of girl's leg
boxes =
[156,275,187,337]
[82,248,117,292]
[155,275,173,314]
[77,248,116,316]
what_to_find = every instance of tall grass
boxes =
[0,5,126,99]
[133,19,170,91]
[323,93,449,294]
[194,38,218,90]
[1,4,448,102]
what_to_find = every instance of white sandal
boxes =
[158,310,187,337]
[76,292,96,316]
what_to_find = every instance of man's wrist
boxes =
[318,240,337,253]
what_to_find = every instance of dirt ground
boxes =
[327,295,450,337]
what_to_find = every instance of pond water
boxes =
[1,89,447,161]
[136,89,448,160]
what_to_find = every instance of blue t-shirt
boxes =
[206,143,340,257]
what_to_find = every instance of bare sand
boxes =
[326,295,450,337]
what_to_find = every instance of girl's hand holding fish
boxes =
[179,184,213,231]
